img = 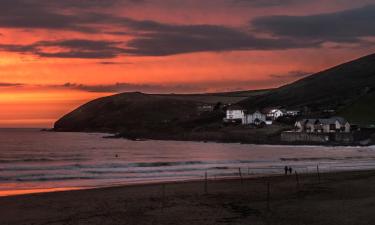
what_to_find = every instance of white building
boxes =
[225,106,271,126]
[225,105,246,123]
[244,110,267,125]
[295,117,351,133]
[266,109,285,120]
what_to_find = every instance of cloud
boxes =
[58,82,208,93]
[0,82,23,87]
[98,61,132,65]
[56,79,283,94]
[123,24,320,56]
[1,1,374,58]
[0,0,141,32]
[0,39,126,59]
[9,2,374,58]
[0,21,322,58]
[251,5,375,43]
[232,0,308,7]
[269,71,312,79]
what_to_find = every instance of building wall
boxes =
[334,133,354,144]
[274,110,283,119]
[345,123,351,133]
[281,132,330,143]
[226,110,244,120]
[282,131,355,144]
[244,112,266,125]
[295,122,303,132]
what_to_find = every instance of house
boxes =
[224,106,272,126]
[295,117,351,133]
[244,110,267,125]
[266,109,285,120]
[224,105,246,123]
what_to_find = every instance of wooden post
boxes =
[266,182,271,211]
[295,171,300,190]
[239,168,243,184]
[161,184,166,211]
[204,171,208,194]
[317,164,321,183]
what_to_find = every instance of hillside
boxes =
[338,91,375,126]
[54,90,269,132]
[239,53,375,125]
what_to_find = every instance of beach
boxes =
[1,170,375,225]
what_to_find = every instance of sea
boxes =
[1,128,375,196]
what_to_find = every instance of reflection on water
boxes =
[1,128,375,197]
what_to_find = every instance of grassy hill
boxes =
[54,90,269,132]
[239,53,375,125]
[338,91,375,126]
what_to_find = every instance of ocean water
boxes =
[1,128,375,196]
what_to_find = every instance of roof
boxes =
[247,110,265,115]
[226,105,244,110]
[297,117,349,126]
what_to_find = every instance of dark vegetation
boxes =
[239,53,375,126]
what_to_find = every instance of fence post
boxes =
[295,171,300,190]
[239,168,243,184]
[266,182,271,211]
[317,164,321,184]
[204,171,208,194]
[161,184,166,211]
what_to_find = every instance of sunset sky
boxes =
[1,0,375,127]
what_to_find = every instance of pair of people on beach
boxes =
[284,166,293,175]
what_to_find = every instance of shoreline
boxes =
[0,173,282,198]
[108,133,374,147]
[50,127,375,147]
[1,169,375,225]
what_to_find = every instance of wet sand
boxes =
[1,170,375,225]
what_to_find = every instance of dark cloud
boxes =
[8,2,373,58]
[269,71,312,79]
[0,39,126,59]
[58,82,208,93]
[0,82,23,87]
[122,23,321,56]
[0,0,140,32]
[57,79,283,94]
[98,61,132,65]
[232,0,308,7]
[0,21,322,58]
[252,5,375,43]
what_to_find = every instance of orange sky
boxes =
[1,0,375,127]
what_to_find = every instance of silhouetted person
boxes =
[289,167,293,174]
[284,166,288,175]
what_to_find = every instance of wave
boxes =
[280,156,375,161]
[1,159,271,172]
[0,157,86,163]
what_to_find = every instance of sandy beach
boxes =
[1,170,375,225]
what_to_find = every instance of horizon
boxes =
[1,1,375,127]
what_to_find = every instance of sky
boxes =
[1,0,375,127]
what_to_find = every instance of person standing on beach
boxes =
[284,166,288,175]
[289,167,293,174]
